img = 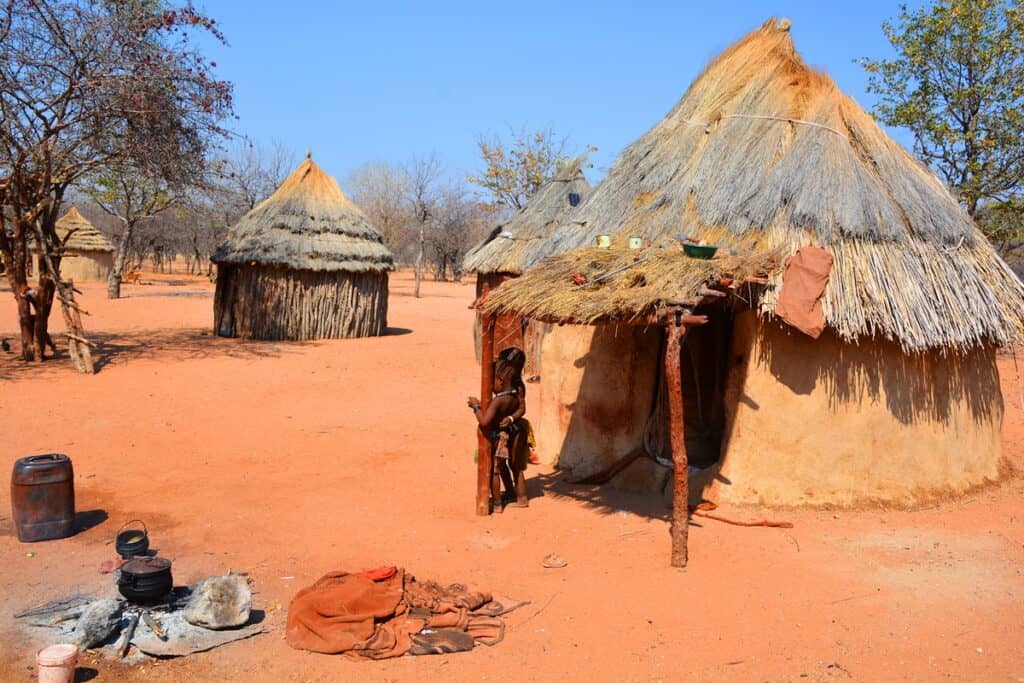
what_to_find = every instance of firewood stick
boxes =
[142,610,166,639]
[118,612,140,658]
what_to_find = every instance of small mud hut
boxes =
[477,19,1024,562]
[463,157,591,369]
[212,156,393,340]
[52,207,115,282]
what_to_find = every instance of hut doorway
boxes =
[679,308,734,468]
[648,307,734,469]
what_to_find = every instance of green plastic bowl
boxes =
[683,243,719,259]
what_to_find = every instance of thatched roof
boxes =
[462,157,591,275]
[490,19,1024,352]
[213,156,394,273]
[56,207,114,253]
[483,244,778,324]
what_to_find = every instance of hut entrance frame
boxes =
[475,303,719,568]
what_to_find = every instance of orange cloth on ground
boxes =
[285,569,520,659]
[774,246,833,339]
[284,569,423,658]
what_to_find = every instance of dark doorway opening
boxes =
[679,306,734,468]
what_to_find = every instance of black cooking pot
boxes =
[118,556,173,603]
[114,519,149,559]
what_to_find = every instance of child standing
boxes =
[468,353,522,513]
[496,348,529,508]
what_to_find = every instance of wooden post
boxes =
[665,320,689,567]
[476,312,496,515]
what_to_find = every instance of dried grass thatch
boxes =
[56,206,114,253]
[212,156,394,273]
[482,243,777,324]
[506,19,1024,352]
[462,157,591,275]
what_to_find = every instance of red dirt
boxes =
[2,271,1023,682]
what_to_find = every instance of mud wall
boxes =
[534,324,661,475]
[707,311,1005,507]
[60,251,112,282]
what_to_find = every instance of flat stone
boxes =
[183,574,251,630]
[72,598,124,648]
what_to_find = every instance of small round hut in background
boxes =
[212,156,393,340]
[54,206,115,282]
[463,157,591,369]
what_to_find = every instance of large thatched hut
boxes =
[212,156,393,340]
[53,207,115,282]
[463,158,591,367]
[481,19,1024,513]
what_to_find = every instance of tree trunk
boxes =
[108,223,135,299]
[31,252,57,360]
[6,250,36,360]
[414,223,424,298]
[31,223,94,374]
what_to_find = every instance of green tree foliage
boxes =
[467,128,573,211]
[975,198,1023,254]
[860,0,1024,223]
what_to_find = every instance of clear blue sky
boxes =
[200,0,921,185]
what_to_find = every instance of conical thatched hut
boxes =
[481,19,1024,511]
[212,156,393,340]
[463,158,591,367]
[53,207,115,282]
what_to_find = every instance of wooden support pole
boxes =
[476,312,496,515]
[665,321,689,567]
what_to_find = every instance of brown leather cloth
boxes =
[774,246,833,339]
[285,568,521,659]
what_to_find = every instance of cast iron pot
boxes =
[114,519,149,559]
[118,556,173,603]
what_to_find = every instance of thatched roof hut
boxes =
[463,157,592,369]
[463,157,592,277]
[212,156,394,340]
[51,206,115,281]
[57,207,115,253]
[480,19,1024,510]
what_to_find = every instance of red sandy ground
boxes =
[1,270,1023,682]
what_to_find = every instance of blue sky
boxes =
[200,0,921,185]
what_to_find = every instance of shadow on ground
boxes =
[530,469,671,521]
[120,289,212,299]
[0,327,295,380]
[73,510,108,534]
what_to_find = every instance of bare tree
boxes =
[426,188,493,282]
[0,0,233,370]
[345,162,412,258]
[83,168,179,298]
[221,138,295,212]
[406,154,442,298]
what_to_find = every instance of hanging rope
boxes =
[643,354,672,467]
[718,114,849,139]
[669,112,850,140]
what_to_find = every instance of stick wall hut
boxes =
[212,156,394,340]
[481,19,1024,552]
